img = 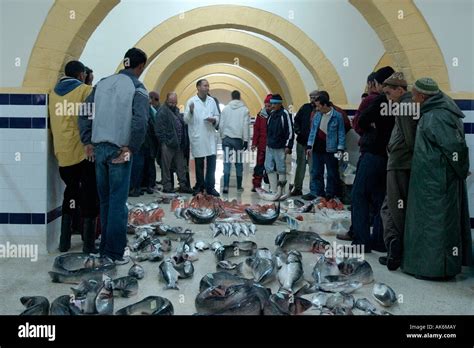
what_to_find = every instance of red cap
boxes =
[264,93,272,103]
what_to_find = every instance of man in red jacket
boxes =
[251,94,272,191]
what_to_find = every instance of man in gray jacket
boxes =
[378,72,418,270]
[155,92,193,194]
[79,48,149,264]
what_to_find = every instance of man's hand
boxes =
[84,144,95,162]
[189,102,194,114]
[205,117,216,124]
[285,147,291,155]
[242,141,248,151]
[251,145,257,151]
[306,149,312,158]
[112,146,131,164]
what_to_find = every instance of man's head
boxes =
[166,92,178,109]
[314,94,332,113]
[84,67,93,85]
[412,77,439,105]
[231,90,240,100]
[309,90,319,106]
[196,79,209,96]
[374,66,395,94]
[149,91,160,107]
[269,94,283,111]
[264,93,272,112]
[366,72,377,94]
[361,93,369,99]
[123,48,147,77]
[382,72,408,102]
[65,60,86,82]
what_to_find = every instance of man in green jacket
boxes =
[378,72,418,270]
[402,77,472,280]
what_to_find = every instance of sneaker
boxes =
[223,188,229,194]
[105,255,130,265]
[237,187,244,192]
[290,189,303,196]
[386,238,401,271]
[301,193,316,201]
[378,256,388,266]
[207,188,220,197]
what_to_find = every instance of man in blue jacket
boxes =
[264,94,294,194]
[305,94,345,200]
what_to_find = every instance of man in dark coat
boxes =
[402,78,472,280]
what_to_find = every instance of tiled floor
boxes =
[1,148,473,315]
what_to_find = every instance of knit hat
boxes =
[383,72,407,87]
[264,93,272,104]
[413,77,440,95]
[270,94,283,104]
[374,66,395,84]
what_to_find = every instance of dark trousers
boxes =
[194,155,217,192]
[130,146,145,192]
[58,160,99,218]
[142,154,156,189]
[161,144,188,191]
[252,148,266,188]
[310,151,340,198]
[380,169,410,247]
[351,152,387,252]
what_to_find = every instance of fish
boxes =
[318,280,363,294]
[216,261,241,275]
[331,306,354,316]
[373,283,397,307]
[215,241,257,261]
[268,291,312,315]
[128,262,145,279]
[246,248,276,284]
[158,237,172,252]
[116,296,174,315]
[49,267,116,284]
[338,258,374,284]
[210,223,222,238]
[71,280,114,315]
[50,295,81,315]
[255,185,282,201]
[245,202,280,225]
[108,276,139,298]
[71,279,99,299]
[159,258,180,290]
[199,272,249,292]
[94,283,114,315]
[211,241,223,251]
[275,230,329,253]
[354,298,377,314]
[194,240,210,251]
[249,224,257,235]
[312,255,340,283]
[187,208,218,224]
[19,296,50,315]
[325,292,355,310]
[240,223,250,237]
[277,250,304,292]
[311,292,332,309]
[164,227,194,242]
[232,223,242,236]
[173,260,194,279]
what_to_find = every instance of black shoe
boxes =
[386,238,401,271]
[146,188,154,194]
[128,189,140,197]
[290,189,303,196]
[336,232,353,241]
[223,188,229,194]
[82,217,98,254]
[192,188,203,196]
[414,274,455,281]
[251,187,257,192]
[178,187,194,194]
[162,188,174,193]
[207,188,220,197]
[301,193,316,201]
[378,256,388,266]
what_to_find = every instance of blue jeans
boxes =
[194,154,217,192]
[351,152,387,253]
[130,146,145,192]
[310,151,340,198]
[95,143,132,260]
[264,147,286,175]
[222,137,244,188]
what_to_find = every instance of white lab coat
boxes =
[184,95,220,158]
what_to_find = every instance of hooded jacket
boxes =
[266,107,294,149]
[252,107,269,152]
[219,100,250,141]
[49,77,93,167]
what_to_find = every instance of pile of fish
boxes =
[48,253,116,284]
[127,202,165,225]
[291,197,345,213]
[210,222,256,238]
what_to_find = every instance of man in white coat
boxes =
[184,79,221,197]
[219,90,250,194]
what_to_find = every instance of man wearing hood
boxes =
[402,78,472,280]
[49,60,99,254]
[251,94,272,191]
[219,90,250,193]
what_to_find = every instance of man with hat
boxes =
[402,78,472,280]
[350,66,395,253]
[264,94,294,194]
[251,94,272,191]
[378,72,418,270]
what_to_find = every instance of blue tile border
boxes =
[10,94,32,105]
[0,93,47,106]
[0,207,61,225]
